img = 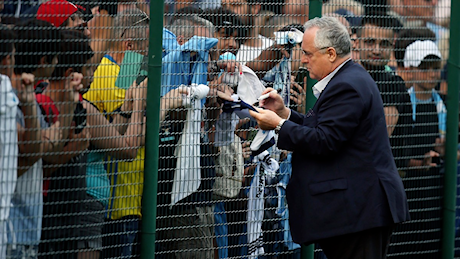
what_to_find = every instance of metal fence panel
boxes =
[0,0,457,259]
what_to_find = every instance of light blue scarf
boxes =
[407,86,446,136]
[262,57,291,106]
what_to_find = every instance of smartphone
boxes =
[73,102,87,134]
[289,67,309,110]
[136,55,149,85]
[246,127,258,143]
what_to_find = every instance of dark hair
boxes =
[202,8,244,36]
[0,24,17,62]
[356,12,402,37]
[278,23,304,33]
[394,28,436,68]
[168,6,204,25]
[52,30,94,78]
[247,0,266,6]
[99,1,119,16]
[418,54,442,70]
[60,11,84,28]
[362,0,389,16]
[14,19,63,74]
[261,0,282,14]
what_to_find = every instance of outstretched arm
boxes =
[15,73,42,176]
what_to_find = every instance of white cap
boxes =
[403,40,442,68]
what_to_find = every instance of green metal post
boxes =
[442,0,460,258]
[141,1,164,258]
[305,0,322,112]
[300,1,322,259]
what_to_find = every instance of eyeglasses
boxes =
[121,11,150,38]
[133,10,150,26]
[302,46,329,58]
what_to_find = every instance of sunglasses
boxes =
[121,11,150,38]
[133,10,150,26]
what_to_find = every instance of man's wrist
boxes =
[279,107,291,119]
[275,119,286,134]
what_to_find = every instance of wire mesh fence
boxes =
[0,0,456,259]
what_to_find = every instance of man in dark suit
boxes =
[249,16,410,258]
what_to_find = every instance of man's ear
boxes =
[327,47,337,62]
[0,55,10,75]
[216,28,226,37]
[1,55,11,66]
[176,35,186,46]
[123,39,134,50]
[39,56,48,65]
[64,68,74,77]
[249,3,261,15]
[404,66,413,79]
[354,37,360,49]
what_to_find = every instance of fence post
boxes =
[141,1,164,258]
[300,0,322,259]
[305,0,322,113]
[442,0,460,258]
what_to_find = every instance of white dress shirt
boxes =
[312,58,351,99]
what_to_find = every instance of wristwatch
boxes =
[274,119,286,134]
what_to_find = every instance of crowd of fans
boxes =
[0,0,454,258]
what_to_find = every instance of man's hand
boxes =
[249,107,282,130]
[434,137,445,157]
[63,72,84,102]
[289,76,306,113]
[122,79,148,112]
[16,73,35,104]
[205,85,234,109]
[216,60,242,74]
[161,87,189,110]
[67,126,90,153]
[242,141,251,159]
[259,88,290,119]
[133,78,148,109]
[272,43,291,59]
[422,150,440,168]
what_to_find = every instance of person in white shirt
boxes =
[0,72,19,260]
[0,24,42,259]
[0,24,43,259]
[221,0,274,65]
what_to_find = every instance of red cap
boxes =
[37,0,78,27]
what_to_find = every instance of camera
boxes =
[274,28,304,46]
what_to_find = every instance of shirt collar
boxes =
[312,58,351,99]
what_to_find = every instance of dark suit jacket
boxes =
[278,60,410,245]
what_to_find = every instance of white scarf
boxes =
[171,84,209,206]
[247,150,279,258]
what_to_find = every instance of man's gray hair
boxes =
[304,16,351,57]
[114,8,150,39]
[167,15,215,41]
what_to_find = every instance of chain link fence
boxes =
[0,0,456,258]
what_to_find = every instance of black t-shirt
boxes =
[409,102,440,159]
[368,68,413,169]
[42,152,88,239]
[35,86,89,240]
[404,101,443,177]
